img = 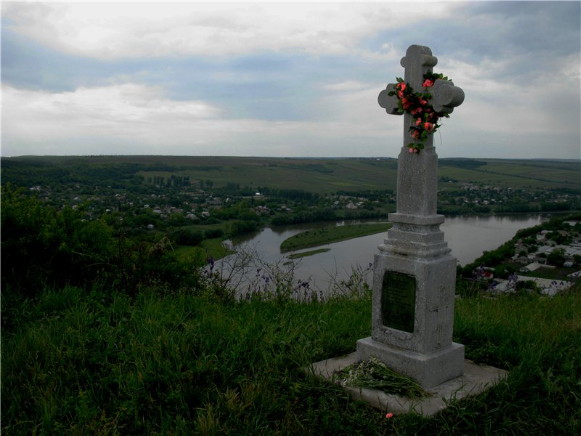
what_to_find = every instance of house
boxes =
[520,262,542,273]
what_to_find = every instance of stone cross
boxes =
[357,45,466,388]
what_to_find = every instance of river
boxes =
[219,214,548,295]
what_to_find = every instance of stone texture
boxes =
[310,353,508,416]
[357,338,464,388]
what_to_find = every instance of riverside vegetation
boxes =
[280,223,391,252]
[2,184,580,434]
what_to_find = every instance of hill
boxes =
[2,155,580,194]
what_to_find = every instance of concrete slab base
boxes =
[357,336,465,388]
[310,352,508,416]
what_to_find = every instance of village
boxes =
[27,174,578,229]
[471,219,581,296]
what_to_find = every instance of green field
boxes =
[4,155,579,193]
[439,158,580,190]
[280,222,391,252]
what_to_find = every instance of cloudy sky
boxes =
[2,1,580,158]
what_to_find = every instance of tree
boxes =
[547,248,566,267]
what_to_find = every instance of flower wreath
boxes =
[388,72,451,154]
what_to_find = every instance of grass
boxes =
[174,238,234,263]
[2,287,378,435]
[3,284,580,434]
[287,248,331,259]
[280,223,390,252]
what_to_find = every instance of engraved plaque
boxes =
[381,271,416,332]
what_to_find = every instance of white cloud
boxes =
[3,78,578,159]
[2,84,220,153]
[2,82,399,157]
[3,2,460,60]
[445,55,580,141]
[323,80,370,92]
[2,2,578,159]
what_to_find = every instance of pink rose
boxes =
[397,82,407,91]
[385,413,394,419]
[415,118,422,126]
[423,122,434,132]
[420,99,428,106]
[408,147,415,153]
[397,91,404,98]
[411,107,423,115]
[422,79,434,88]
[411,130,420,139]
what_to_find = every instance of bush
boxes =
[170,228,204,246]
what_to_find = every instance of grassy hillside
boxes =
[439,158,580,190]
[4,155,579,194]
[134,157,398,193]
[3,285,579,434]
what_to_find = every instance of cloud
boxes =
[323,80,370,92]
[1,2,579,159]
[3,84,221,153]
[2,2,459,60]
[2,81,399,157]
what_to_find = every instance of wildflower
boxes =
[385,412,394,419]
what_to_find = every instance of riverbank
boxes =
[280,222,391,252]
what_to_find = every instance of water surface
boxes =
[221,214,547,293]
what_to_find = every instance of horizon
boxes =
[2,1,580,159]
[4,154,580,163]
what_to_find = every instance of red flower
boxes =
[410,130,420,139]
[385,412,394,418]
[396,82,407,91]
[422,79,434,88]
[423,122,434,132]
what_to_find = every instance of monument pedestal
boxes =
[356,209,465,388]
[311,353,507,416]
[357,338,464,389]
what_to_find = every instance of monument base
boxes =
[310,352,508,416]
[356,336,464,388]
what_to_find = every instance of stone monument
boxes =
[356,44,465,388]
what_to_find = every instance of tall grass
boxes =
[2,287,381,434]
[3,284,580,434]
